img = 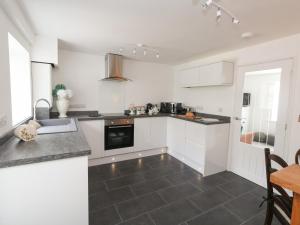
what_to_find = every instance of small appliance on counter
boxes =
[160,102,185,114]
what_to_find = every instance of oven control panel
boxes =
[105,118,134,126]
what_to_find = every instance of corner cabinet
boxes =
[179,61,234,88]
[134,117,167,152]
[167,117,230,176]
[79,120,104,159]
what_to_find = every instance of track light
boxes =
[156,53,160,59]
[216,8,222,23]
[143,49,147,56]
[232,18,240,24]
[133,48,136,55]
[205,0,212,6]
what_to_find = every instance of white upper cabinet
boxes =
[179,67,199,87]
[179,61,234,88]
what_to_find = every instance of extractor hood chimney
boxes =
[102,53,130,81]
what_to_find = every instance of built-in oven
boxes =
[104,118,134,151]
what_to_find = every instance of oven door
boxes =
[105,124,134,151]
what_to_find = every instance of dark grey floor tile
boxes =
[131,177,172,196]
[89,186,134,212]
[250,186,267,199]
[89,206,121,225]
[242,212,281,225]
[189,187,233,212]
[89,164,120,182]
[187,206,241,225]
[218,178,258,197]
[118,162,152,176]
[189,173,228,191]
[116,192,166,220]
[224,193,265,221]
[159,182,202,203]
[118,214,155,225]
[106,173,145,190]
[216,171,243,181]
[89,181,106,195]
[150,199,201,225]
[142,165,176,180]
[166,168,200,185]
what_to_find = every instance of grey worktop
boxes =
[0,119,91,169]
[76,112,231,125]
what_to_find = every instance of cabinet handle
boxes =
[234,117,242,121]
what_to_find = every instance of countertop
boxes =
[0,119,91,169]
[0,111,230,169]
[76,112,231,125]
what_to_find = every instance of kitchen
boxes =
[1,1,300,225]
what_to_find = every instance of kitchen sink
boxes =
[37,118,78,134]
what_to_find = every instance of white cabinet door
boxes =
[134,118,151,151]
[167,117,186,155]
[79,121,104,159]
[150,117,167,149]
[198,62,233,86]
[179,67,199,87]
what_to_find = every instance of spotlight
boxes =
[216,8,222,23]
[205,0,212,6]
[232,18,240,24]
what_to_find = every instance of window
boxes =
[8,33,32,126]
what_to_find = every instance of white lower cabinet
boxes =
[167,117,230,176]
[81,117,229,176]
[79,120,104,159]
[134,117,167,152]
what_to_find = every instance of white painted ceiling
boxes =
[18,0,300,64]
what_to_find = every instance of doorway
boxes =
[230,59,293,186]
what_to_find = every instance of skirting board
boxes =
[88,147,168,167]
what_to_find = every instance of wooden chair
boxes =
[264,148,293,225]
[295,149,300,164]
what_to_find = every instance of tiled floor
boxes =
[88,154,280,225]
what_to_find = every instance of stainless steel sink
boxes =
[37,118,78,134]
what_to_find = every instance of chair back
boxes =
[264,148,292,217]
[295,149,300,164]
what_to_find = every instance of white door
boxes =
[230,59,293,186]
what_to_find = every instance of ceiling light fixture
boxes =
[216,8,222,23]
[110,44,160,59]
[198,0,240,25]
[205,0,212,7]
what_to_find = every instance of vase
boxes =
[56,98,70,118]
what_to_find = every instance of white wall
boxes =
[0,7,33,136]
[53,50,173,113]
[173,33,300,163]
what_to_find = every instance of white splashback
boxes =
[53,50,174,113]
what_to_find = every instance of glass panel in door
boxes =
[239,68,282,150]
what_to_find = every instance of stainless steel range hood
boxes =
[102,53,130,81]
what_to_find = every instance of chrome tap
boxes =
[34,98,51,120]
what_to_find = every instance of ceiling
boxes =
[18,0,300,64]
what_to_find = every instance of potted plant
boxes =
[52,84,73,118]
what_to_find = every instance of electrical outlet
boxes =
[0,114,8,128]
